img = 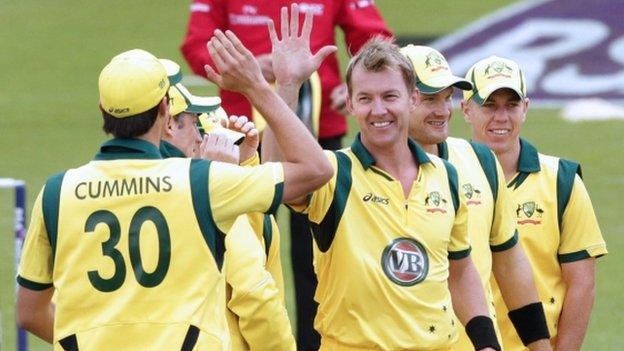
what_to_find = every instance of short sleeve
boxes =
[288,150,337,218]
[445,162,471,259]
[558,175,607,263]
[489,160,519,251]
[209,161,284,232]
[17,188,54,290]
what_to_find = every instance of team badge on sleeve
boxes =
[381,238,429,286]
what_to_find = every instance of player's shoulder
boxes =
[445,136,471,151]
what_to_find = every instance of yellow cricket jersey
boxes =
[491,138,607,350]
[292,134,471,350]
[17,138,283,350]
[225,153,295,351]
[438,137,518,350]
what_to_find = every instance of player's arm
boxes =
[16,286,54,343]
[15,189,54,343]
[449,257,499,351]
[555,258,595,351]
[204,24,333,203]
[180,0,226,77]
[261,4,337,206]
[226,215,296,350]
[488,161,551,350]
[555,175,607,350]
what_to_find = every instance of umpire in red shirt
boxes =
[181,1,391,349]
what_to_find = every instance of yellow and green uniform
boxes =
[437,137,518,350]
[491,138,607,350]
[291,134,471,350]
[226,153,295,351]
[17,138,283,350]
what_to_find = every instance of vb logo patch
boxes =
[425,191,448,213]
[516,201,544,225]
[462,183,482,206]
[381,238,429,286]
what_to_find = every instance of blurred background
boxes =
[1,1,622,349]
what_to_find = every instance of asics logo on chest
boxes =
[362,192,389,205]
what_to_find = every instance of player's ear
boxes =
[409,88,420,112]
[461,100,472,124]
[346,93,354,114]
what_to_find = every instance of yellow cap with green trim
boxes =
[463,55,527,105]
[400,44,472,94]
[99,49,169,118]
[168,85,188,117]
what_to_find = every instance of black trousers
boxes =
[291,135,342,351]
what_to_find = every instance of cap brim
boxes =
[159,59,182,85]
[417,75,473,94]
[473,82,524,105]
[175,84,221,113]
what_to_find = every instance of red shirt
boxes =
[181,0,391,138]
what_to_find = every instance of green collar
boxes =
[159,140,186,158]
[436,140,449,160]
[351,133,432,170]
[94,138,163,161]
[517,138,540,173]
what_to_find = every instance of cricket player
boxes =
[15,33,332,349]
[400,45,551,351]
[262,8,501,349]
[163,80,296,350]
[461,56,608,350]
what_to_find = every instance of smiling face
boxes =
[462,88,528,155]
[409,87,454,148]
[347,64,419,150]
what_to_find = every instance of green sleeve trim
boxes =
[262,214,273,258]
[448,247,472,260]
[267,182,284,215]
[469,141,498,202]
[17,276,53,291]
[189,159,225,270]
[441,159,459,213]
[558,250,591,263]
[42,171,66,261]
[557,159,582,231]
[310,151,352,252]
[490,230,519,252]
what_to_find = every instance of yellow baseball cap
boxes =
[400,44,472,94]
[463,55,527,104]
[99,49,170,118]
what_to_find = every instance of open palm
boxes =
[268,4,336,86]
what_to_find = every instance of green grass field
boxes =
[1,1,622,350]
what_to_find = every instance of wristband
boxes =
[465,315,501,351]
[508,302,550,346]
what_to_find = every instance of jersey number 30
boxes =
[84,206,170,292]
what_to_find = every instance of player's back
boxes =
[47,154,228,350]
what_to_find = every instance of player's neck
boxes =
[418,142,438,156]
[366,140,418,198]
[495,140,522,182]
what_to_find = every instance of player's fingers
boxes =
[246,128,259,139]
[233,115,248,129]
[280,6,289,40]
[208,39,231,70]
[223,30,253,61]
[240,121,255,134]
[214,30,244,63]
[313,45,338,67]
[290,3,299,37]
[301,8,313,39]
[203,64,223,87]
[267,19,279,43]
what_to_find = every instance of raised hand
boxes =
[204,30,269,96]
[267,4,337,86]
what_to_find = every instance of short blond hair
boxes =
[346,36,416,95]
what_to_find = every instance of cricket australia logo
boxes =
[516,201,544,225]
[462,183,482,206]
[425,51,448,72]
[381,238,429,286]
[484,61,513,79]
[425,191,448,213]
